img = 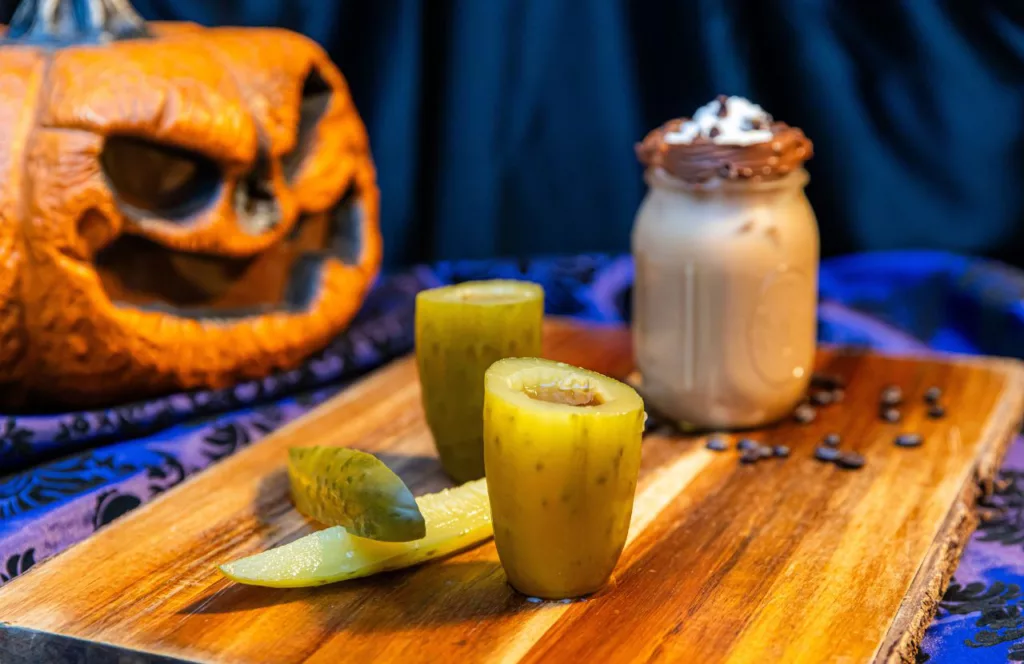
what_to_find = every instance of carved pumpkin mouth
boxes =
[93,185,364,319]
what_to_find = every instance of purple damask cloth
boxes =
[0,251,1022,662]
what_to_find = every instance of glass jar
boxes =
[631,169,819,429]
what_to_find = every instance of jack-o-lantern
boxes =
[0,0,382,409]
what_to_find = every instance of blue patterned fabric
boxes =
[0,251,1021,662]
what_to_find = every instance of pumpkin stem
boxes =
[5,0,150,45]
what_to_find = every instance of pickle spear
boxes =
[416,280,544,483]
[220,479,491,588]
[484,357,645,599]
[289,447,425,542]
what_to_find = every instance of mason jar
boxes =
[632,168,819,429]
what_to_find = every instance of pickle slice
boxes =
[416,280,544,483]
[220,479,491,588]
[484,357,645,599]
[289,447,425,542]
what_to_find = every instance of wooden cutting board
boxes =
[0,320,1022,664]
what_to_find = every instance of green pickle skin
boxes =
[288,447,425,542]
[416,280,544,483]
[483,358,645,599]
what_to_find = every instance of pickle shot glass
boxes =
[416,280,544,484]
[483,357,645,599]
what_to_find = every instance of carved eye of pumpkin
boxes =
[101,136,222,220]
[281,67,332,182]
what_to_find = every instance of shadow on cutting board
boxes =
[177,558,549,632]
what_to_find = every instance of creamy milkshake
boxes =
[633,96,819,429]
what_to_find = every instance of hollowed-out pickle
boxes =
[484,357,645,599]
[416,280,543,483]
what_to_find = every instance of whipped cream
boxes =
[664,96,774,147]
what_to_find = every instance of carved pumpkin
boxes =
[0,0,382,409]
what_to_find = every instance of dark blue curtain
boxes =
[5,1,1024,268]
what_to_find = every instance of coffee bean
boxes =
[823,433,841,447]
[815,446,840,462]
[794,404,817,424]
[811,373,845,390]
[739,449,760,464]
[772,445,790,458]
[895,433,923,448]
[836,451,865,470]
[881,407,902,423]
[924,386,942,404]
[738,438,758,451]
[880,386,903,407]
[810,391,834,406]
[706,437,729,452]
[927,404,946,419]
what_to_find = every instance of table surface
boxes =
[0,253,1022,663]
[0,320,1021,664]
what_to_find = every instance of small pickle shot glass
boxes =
[483,357,645,599]
[416,280,544,484]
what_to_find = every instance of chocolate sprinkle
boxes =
[924,386,942,404]
[880,386,903,407]
[927,404,946,419]
[836,451,865,470]
[823,433,841,447]
[709,126,721,138]
[815,446,841,462]
[794,403,817,424]
[706,437,729,452]
[881,407,902,423]
[895,433,924,448]
[716,94,729,117]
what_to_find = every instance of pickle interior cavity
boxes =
[523,378,607,407]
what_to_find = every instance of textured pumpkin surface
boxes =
[0,23,381,409]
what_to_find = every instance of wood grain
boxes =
[0,320,1021,664]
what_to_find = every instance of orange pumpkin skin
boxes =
[0,18,382,409]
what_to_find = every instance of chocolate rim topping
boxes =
[635,115,813,184]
